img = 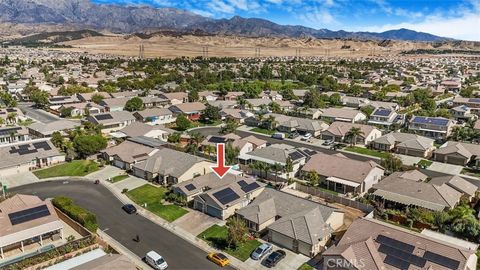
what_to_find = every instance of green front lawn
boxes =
[110,174,129,183]
[251,127,276,135]
[33,160,99,179]
[461,168,480,178]
[297,263,315,270]
[126,184,188,222]
[417,159,433,168]
[198,225,262,262]
[344,146,389,159]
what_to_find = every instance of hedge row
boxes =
[52,196,98,232]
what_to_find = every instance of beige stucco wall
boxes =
[177,161,215,183]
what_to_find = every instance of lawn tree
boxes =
[226,216,248,248]
[73,134,107,158]
[204,144,216,156]
[360,105,375,117]
[264,115,278,130]
[125,97,144,111]
[220,118,239,134]
[167,132,181,143]
[345,127,364,146]
[31,90,49,108]
[306,171,320,186]
[380,153,403,173]
[91,94,105,104]
[188,89,199,102]
[60,107,73,118]
[225,143,239,165]
[51,131,64,149]
[329,93,342,106]
[175,115,192,131]
[271,163,284,182]
[284,157,294,177]
[269,102,282,113]
[201,104,221,123]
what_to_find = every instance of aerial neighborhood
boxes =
[0,45,479,270]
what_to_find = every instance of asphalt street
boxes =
[195,127,480,187]
[18,102,60,124]
[12,181,232,270]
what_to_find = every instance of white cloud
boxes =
[190,9,214,17]
[299,8,337,27]
[207,0,236,13]
[355,10,480,41]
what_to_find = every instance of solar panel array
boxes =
[299,149,317,157]
[423,251,460,269]
[237,180,248,188]
[6,108,16,112]
[468,98,480,103]
[412,116,449,126]
[9,141,52,155]
[95,114,114,120]
[213,188,240,205]
[185,183,196,191]
[8,205,50,225]
[241,182,260,193]
[208,136,228,144]
[288,151,305,161]
[0,126,22,136]
[373,109,392,116]
[379,244,426,268]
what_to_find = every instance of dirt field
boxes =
[56,34,434,58]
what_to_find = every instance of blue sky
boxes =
[93,0,480,40]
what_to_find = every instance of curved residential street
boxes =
[11,181,232,270]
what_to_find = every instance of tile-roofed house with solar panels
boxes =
[323,217,477,270]
[236,189,344,257]
[85,111,136,133]
[408,116,455,139]
[239,144,308,181]
[0,139,64,178]
[301,153,384,195]
[367,107,404,127]
[0,126,30,145]
[193,175,265,220]
[0,194,64,259]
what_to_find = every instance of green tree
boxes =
[167,132,181,143]
[125,97,143,111]
[460,86,477,98]
[345,127,364,146]
[285,157,294,176]
[91,94,104,104]
[269,102,282,113]
[51,131,64,149]
[271,163,284,182]
[220,118,239,134]
[306,171,320,186]
[225,143,239,165]
[381,153,403,173]
[226,217,248,248]
[73,134,107,158]
[188,89,199,102]
[360,105,375,117]
[60,107,73,118]
[329,93,342,106]
[201,104,221,123]
[31,91,49,108]
[175,115,192,131]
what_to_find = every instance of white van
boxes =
[146,251,168,270]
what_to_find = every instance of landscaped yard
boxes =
[344,146,390,159]
[110,174,129,183]
[297,263,315,270]
[417,159,433,168]
[461,168,480,178]
[197,225,262,261]
[126,184,188,222]
[33,160,99,179]
[251,127,276,135]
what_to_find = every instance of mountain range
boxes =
[0,0,452,42]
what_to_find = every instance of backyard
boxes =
[417,159,433,168]
[198,224,262,261]
[126,184,188,222]
[344,146,390,159]
[33,160,99,179]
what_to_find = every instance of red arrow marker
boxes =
[211,143,231,178]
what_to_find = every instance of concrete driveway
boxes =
[0,171,39,188]
[172,210,222,236]
[243,241,309,270]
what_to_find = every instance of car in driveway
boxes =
[322,139,334,146]
[251,243,273,260]
[288,132,300,139]
[264,250,286,267]
[207,252,230,267]
[301,133,312,141]
[122,204,137,214]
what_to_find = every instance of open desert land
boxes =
[56,35,443,58]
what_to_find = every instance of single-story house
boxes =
[133,108,175,125]
[159,92,188,105]
[301,153,384,195]
[85,111,136,133]
[99,97,130,112]
[371,132,435,158]
[319,108,367,123]
[101,140,159,170]
[118,122,174,142]
[236,189,344,257]
[321,122,382,146]
[0,126,30,145]
[263,113,329,137]
[220,109,254,123]
[168,102,206,121]
[434,141,480,166]
[408,116,455,139]
[28,120,79,138]
[132,148,214,185]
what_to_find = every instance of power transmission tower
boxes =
[295,48,301,58]
[254,47,261,58]
[202,46,209,58]
[139,44,145,59]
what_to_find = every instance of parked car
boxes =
[323,139,334,146]
[207,252,230,267]
[145,251,168,270]
[288,132,299,139]
[301,133,312,141]
[271,133,285,140]
[122,204,137,214]
[251,243,273,260]
[264,250,286,267]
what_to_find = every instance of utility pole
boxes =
[295,48,301,58]
[202,46,209,58]
[255,47,261,58]
[139,44,145,59]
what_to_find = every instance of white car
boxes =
[301,133,313,141]
[251,243,273,260]
[146,251,168,270]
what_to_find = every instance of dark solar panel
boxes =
[423,251,460,269]
[6,108,16,112]
[468,98,480,103]
[0,126,22,136]
[95,114,114,120]
[33,141,52,151]
[213,188,240,205]
[208,136,228,144]
[412,116,449,126]
[288,151,305,161]
[237,180,248,187]
[384,255,410,270]
[9,144,39,155]
[185,184,196,191]
[378,244,426,268]
[377,235,415,253]
[373,109,392,116]
[8,205,50,225]
[241,182,260,193]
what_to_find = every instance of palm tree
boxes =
[265,115,278,130]
[345,127,364,146]
[7,112,16,125]
[271,163,283,182]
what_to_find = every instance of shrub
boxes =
[122,188,129,193]
[52,196,98,232]
[406,219,414,228]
